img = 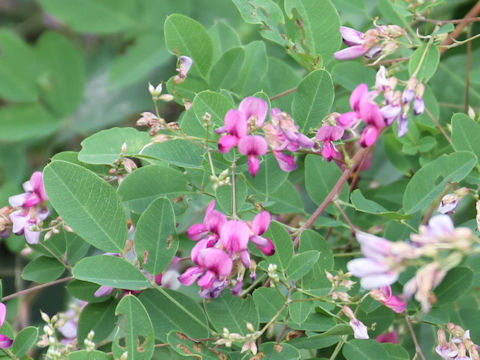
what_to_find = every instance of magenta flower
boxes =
[249,211,274,256]
[220,220,250,254]
[338,84,368,128]
[178,247,233,298]
[216,109,248,153]
[9,171,48,209]
[316,125,344,161]
[0,303,13,349]
[370,286,407,313]
[376,331,398,344]
[238,97,268,128]
[347,232,398,289]
[186,200,227,241]
[238,135,268,177]
[334,27,369,60]
[272,151,297,172]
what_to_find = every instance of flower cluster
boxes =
[216,97,314,176]
[179,200,274,298]
[334,25,405,61]
[347,215,477,312]
[436,325,480,360]
[8,172,50,244]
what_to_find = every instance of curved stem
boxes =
[2,276,73,302]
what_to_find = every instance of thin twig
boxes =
[269,87,298,101]
[366,57,409,67]
[425,107,452,146]
[465,24,472,113]
[419,16,480,25]
[440,1,480,54]
[405,314,427,360]
[2,276,73,302]
[293,147,370,248]
[333,201,357,234]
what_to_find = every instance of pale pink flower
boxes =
[370,286,407,313]
[239,97,268,128]
[350,319,369,339]
[9,171,48,208]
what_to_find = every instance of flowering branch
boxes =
[293,147,370,248]
[2,276,73,302]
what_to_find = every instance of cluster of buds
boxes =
[438,187,469,214]
[179,200,274,298]
[348,214,478,313]
[326,270,354,302]
[0,206,13,238]
[215,324,260,355]
[436,325,480,360]
[44,217,73,241]
[334,24,406,62]
[148,82,174,102]
[106,143,138,184]
[136,112,167,136]
[342,306,369,339]
[173,56,193,84]
[267,263,280,286]
[37,311,73,359]
[210,169,231,190]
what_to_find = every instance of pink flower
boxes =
[272,151,297,172]
[350,319,369,339]
[9,171,48,209]
[370,286,407,313]
[239,97,268,128]
[238,135,268,177]
[249,211,275,256]
[0,303,12,349]
[337,84,368,128]
[347,232,399,289]
[220,220,250,254]
[216,109,248,153]
[316,125,344,161]
[334,27,368,60]
[186,200,227,241]
[376,331,398,344]
[9,207,49,244]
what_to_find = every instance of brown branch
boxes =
[425,107,452,146]
[2,276,73,302]
[269,87,298,101]
[293,147,370,248]
[440,1,480,54]
[420,16,480,25]
[405,314,427,360]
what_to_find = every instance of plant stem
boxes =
[440,1,480,54]
[329,335,347,360]
[2,276,73,302]
[232,155,237,219]
[333,201,357,234]
[1,349,19,360]
[425,107,452,146]
[269,87,298,101]
[293,148,370,248]
[405,314,427,360]
[465,24,472,113]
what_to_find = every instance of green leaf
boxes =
[208,47,245,90]
[293,69,334,133]
[435,267,473,303]
[216,179,248,215]
[204,292,259,335]
[268,180,304,213]
[287,250,320,281]
[408,43,440,82]
[11,326,38,358]
[233,41,268,96]
[44,160,127,252]
[381,343,411,360]
[451,113,480,161]
[289,292,314,324]
[299,229,334,272]
[73,256,149,291]
[288,312,336,332]
[262,221,294,272]
[265,57,302,110]
[141,139,205,168]
[0,104,59,142]
[402,152,476,214]
[22,257,65,283]
[284,0,341,59]
[164,14,213,77]
[232,0,285,45]
[135,198,177,275]
[36,0,136,34]
[182,91,234,139]
[0,30,38,102]
[78,127,151,165]
[332,62,376,91]
[112,295,155,360]
[139,289,209,341]
[77,298,117,344]
[36,31,85,116]
[67,280,113,303]
[351,189,407,219]
[109,34,170,89]
[253,287,287,323]
[259,342,301,359]
[247,154,288,197]
[69,350,112,360]
[343,339,389,360]
[117,165,187,213]
[305,155,349,209]
[208,21,241,61]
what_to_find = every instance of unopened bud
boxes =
[121,142,128,153]
[342,306,355,320]
[148,82,162,98]
[159,94,174,102]
[41,311,50,323]
[246,322,255,332]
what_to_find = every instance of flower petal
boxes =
[238,135,268,156]
[218,135,239,153]
[334,45,367,60]
[339,26,365,46]
[252,211,271,235]
[0,303,6,327]
[220,220,250,253]
[239,97,268,127]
